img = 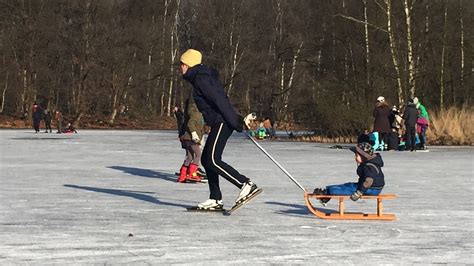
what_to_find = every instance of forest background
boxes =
[0,0,472,144]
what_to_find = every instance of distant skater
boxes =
[55,111,63,134]
[32,102,43,133]
[402,99,418,151]
[43,110,52,133]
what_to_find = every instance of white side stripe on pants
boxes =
[211,123,243,185]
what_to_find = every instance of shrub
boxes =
[428,106,473,145]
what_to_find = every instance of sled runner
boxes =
[304,192,397,220]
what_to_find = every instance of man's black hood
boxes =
[183,64,219,82]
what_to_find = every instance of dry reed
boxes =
[427,106,473,145]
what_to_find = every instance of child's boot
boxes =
[313,187,330,205]
[177,165,188,183]
[186,163,202,182]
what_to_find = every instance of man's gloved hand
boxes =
[350,190,363,201]
[191,131,200,143]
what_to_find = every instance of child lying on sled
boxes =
[313,142,385,204]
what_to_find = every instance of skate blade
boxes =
[226,188,263,215]
[187,206,225,212]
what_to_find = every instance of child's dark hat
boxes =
[350,142,374,160]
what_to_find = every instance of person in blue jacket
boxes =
[313,142,385,205]
[180,48,261,210]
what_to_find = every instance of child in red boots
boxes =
[177,96,206,183]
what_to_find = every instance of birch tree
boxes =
[166,0,180,117]
[384,0,404,104]
[403,0,416,98]
[439,0,448,109]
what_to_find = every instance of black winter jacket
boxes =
[356,154,385,193]
[182,64,240,130]
[403,103,418,127]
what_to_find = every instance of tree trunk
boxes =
[166,0,180,117]
[146,15,155,111]
[404,0,416,98]
[440,0,448,109]
[363,0,371,93]
[459,0,465,104]
[1,72,8,113]
[385,0,404,104]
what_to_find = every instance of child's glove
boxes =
[350,190,363,201]
[191,131,200,143]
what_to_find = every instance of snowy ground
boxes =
[0,129,472,264]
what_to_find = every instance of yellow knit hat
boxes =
[180,49,202,67]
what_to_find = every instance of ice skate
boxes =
[197,167,206,177]
[187,199,224,212]
[226,181,262,214]
[235,181,261,204]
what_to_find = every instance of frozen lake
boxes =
[0,129,472,264]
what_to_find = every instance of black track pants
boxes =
[202,122,249,200]
[405,126,416,151]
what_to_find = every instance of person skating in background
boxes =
[180,48,260,211]
[55,111,63,134]
[402,98,418,151]
[263,117,275,139]
[372,96,391,150]
[177,97,206,183]
[387,105,402,150]
[32,102,43,133]
[313,142,385,205]
[413,97,430,150]
[43,110,52,133]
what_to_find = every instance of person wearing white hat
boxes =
[373,96,391,150]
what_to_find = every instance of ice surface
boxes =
[0,129,472,264]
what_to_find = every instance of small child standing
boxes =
[177,96,205,183]
[313,142,385,204]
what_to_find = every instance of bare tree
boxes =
[403,0,416,98]
[439,0,448,109]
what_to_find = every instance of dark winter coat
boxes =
[403,103,418,127]
[182,64,240,130]
[373,102,391,133]
[32,105,43,121]
[44,111,52,123]
[356,154,385,193]
[180,96,205,142]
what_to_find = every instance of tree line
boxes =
[0,0,472,135]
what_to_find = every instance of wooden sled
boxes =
[304,192,397,221]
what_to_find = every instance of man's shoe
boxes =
[197,199,224,210]
[235,181,259,204]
